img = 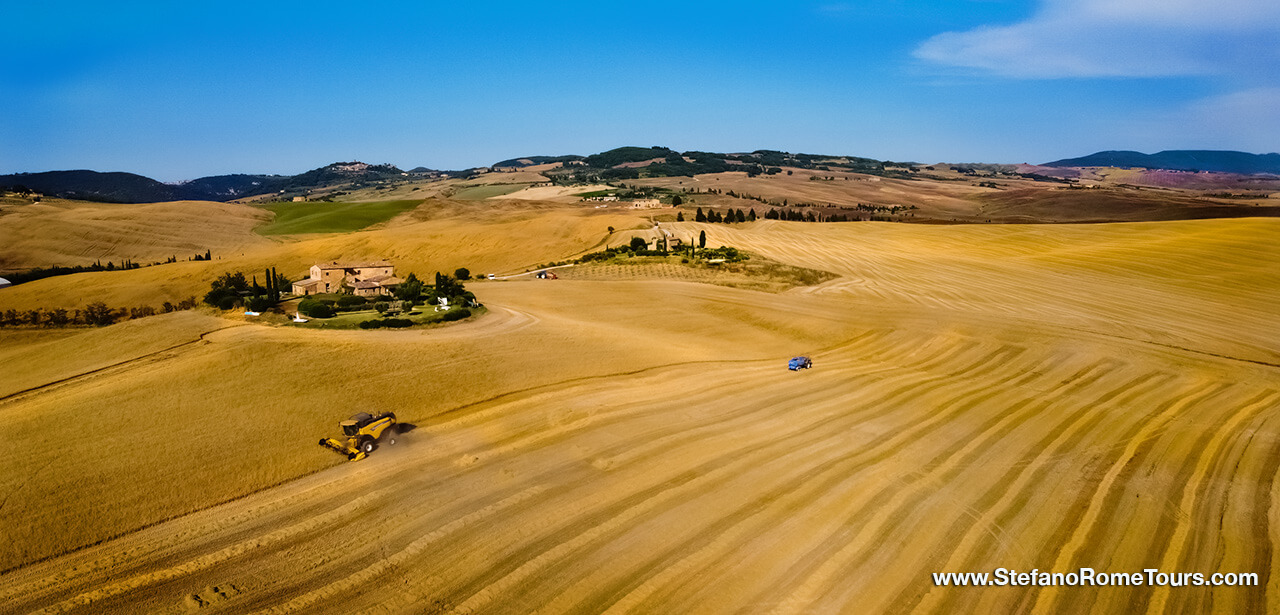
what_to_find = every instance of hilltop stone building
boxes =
[292,260,402,297]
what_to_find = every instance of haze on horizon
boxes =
[3,0,1278,182]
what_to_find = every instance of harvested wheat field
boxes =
[1,215,1278,614]
[0,199,274,272]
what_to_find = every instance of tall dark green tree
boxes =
[433,271,464,299]
[203,271,248,307]
[396,273,424,302]
[695,208,707,222]
[698,230,706,248]
[84,302,117,326]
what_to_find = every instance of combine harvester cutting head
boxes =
[319,412,398,461]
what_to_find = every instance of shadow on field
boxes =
[397,422,418,434]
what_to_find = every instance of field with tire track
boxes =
[1,215,1277,614]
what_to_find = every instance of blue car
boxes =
[788,356,813,370]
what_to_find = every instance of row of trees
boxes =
[6,258,140,285]
[0,297,198,328]
[683,207,757,224]
[761,208,912,222]
[673,202,903,225]
[5,251,215,287]
[763,209,856,222]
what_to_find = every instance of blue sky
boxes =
[2,1,1277,181]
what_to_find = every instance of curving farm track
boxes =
[1,218,1278,614]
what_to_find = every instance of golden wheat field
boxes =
[0,200,1278,614]
[0,199,274,272]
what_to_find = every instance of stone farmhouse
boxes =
[292,260,402,297]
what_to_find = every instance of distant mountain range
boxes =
[0,149,903,202]
[5,148,1278,204]
[1044,150,1280,175]
[0,162,411,203]
[496,147,900,181]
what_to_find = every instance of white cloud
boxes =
[914,0,1280,78]
[1089,87,1280,153]
[1181,87,1280,152]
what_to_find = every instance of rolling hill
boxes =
[0,170,183,203]
[9,147,1280,205]
[0,162,406,204]
[1045,150,1280,175]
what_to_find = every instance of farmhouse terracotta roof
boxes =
[293,278,323,287]
[349,275,402,289]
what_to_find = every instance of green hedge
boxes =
[298,298,335,318]
[359,318,414,329]
[441,308,471,322]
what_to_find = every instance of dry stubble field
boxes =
[0,207,1278,614]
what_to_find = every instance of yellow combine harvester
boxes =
[319,412,398,461]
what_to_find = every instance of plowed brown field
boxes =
[1,216,1277,614]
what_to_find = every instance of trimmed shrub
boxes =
[298,298,334,318]
[217,296,238,310]
[247,295,273,312]
[441,308,471,322]
[310,304,334,318]
[336,295,367,308]
[359,318,414,329]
